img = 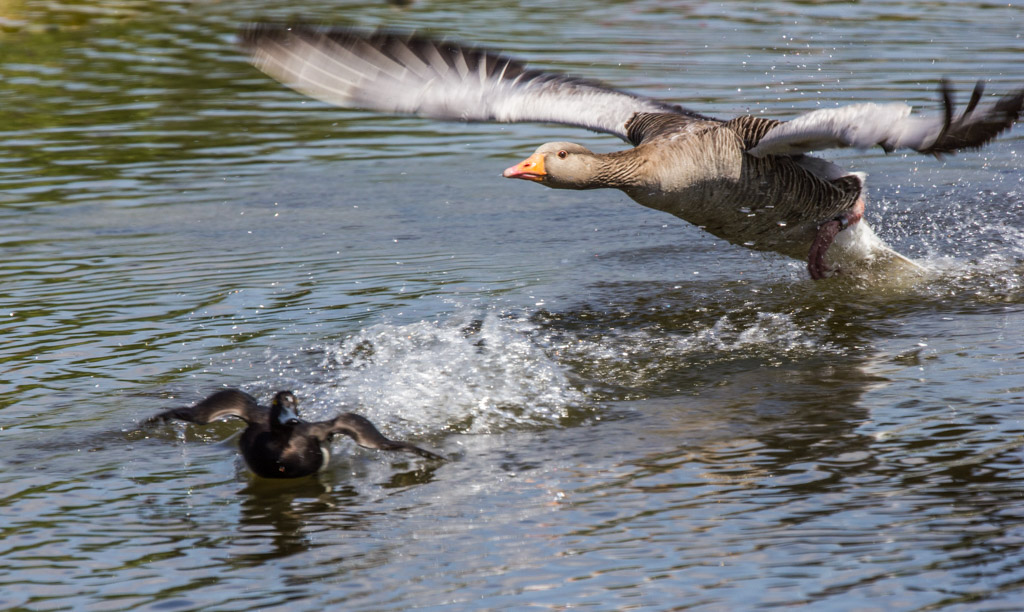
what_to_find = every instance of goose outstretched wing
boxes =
[238,23,707,142]
[747,80,1024,157]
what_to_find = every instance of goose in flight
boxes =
[238,24,1024,279]
[147,389,443,478]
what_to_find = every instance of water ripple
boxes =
[2,0,1024,609]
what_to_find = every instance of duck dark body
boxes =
[149,389,442,478]
[238,24,1023,279]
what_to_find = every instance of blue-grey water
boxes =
[2,1,1023,609]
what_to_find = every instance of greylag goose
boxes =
[238,24,1024,279]
[147,389,443,478]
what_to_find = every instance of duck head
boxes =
[270,391,302,428]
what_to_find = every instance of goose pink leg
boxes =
[807,197,865,280]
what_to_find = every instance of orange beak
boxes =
[502,153,546,182]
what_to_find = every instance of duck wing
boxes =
[747,80,1024,157]
[146,389,263,426]
[302,412,444,460]
[238,23,708,142]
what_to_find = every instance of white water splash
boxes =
[878,188,1024,283]
[712,311,820,350]
[303,310,586,435]
[555,311,827,389]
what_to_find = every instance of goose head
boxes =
[502,142,602,190]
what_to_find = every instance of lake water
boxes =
[2,0,1023,609]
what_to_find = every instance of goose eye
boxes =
[557,150,568,159]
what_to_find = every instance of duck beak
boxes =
[276,405,300,427]
[502,153,546,182]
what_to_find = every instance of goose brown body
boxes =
[239,24,1024,278]
[521,120,862,261]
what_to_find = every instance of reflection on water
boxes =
[233,479,362,566]
[1,0,1023,609]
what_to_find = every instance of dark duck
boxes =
[148,389,443,478]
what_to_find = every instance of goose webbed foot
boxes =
[807,198,865,280]
[808,219,842,279]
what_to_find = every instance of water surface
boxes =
[2,0,1023,609]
